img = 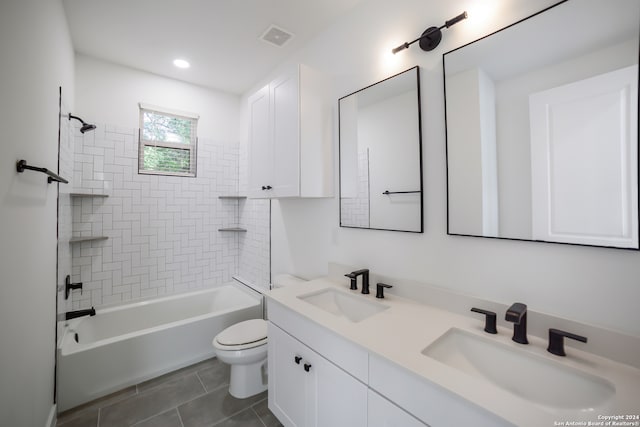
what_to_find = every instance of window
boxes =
[138,103,198,176]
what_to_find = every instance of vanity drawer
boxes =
[368,354,511,427]
[267,299,369,382]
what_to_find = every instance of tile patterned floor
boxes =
[56,358,282,427]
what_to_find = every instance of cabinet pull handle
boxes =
[294,356,302,364]
[304,363,312,372]
[261,185,272,190]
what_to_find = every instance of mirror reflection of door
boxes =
[529,65,638,248]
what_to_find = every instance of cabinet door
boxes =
[269,323,308,427]
[268,323,367,427]
[270,67,300,197]
[248,85,273,198]
[311,348,367,427]
[367,390,428,427]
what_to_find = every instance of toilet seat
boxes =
[213,319,267,351]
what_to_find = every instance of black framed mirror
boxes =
[444,0,639,249]
[339,66,423,233]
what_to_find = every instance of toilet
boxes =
[213,274,305,399]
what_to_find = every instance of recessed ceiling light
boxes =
[173,59,190,69]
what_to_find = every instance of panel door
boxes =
[248,85,274,198]
[268,322,367,427]
[311,345,367,427]
[268,323,308,427]
[529,65,638,248]
[270,67,301,197]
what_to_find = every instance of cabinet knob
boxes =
[262,185,272,190]
[304,363,312,372]
[294,355,302,364]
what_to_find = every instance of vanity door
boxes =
[268,322,367,427]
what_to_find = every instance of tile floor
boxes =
[56,358,282,427]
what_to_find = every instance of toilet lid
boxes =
[216,319,267,346]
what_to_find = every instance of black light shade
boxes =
[392,11,467,54]
[445,11,468,28]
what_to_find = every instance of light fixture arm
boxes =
[392,11,467,54]
[392,24,446,54]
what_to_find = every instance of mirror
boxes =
[444,0,639,249]
[339,66,423,233]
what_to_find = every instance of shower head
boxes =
[68,114,96,134]
[80,123,97,133]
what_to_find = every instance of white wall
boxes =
[0,0,75,425]
[244,0,640,337]
[75,55,240,143]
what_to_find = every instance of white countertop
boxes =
[266,277,640,427]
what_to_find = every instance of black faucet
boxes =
[65,307,96,320]
[505,302,528,344]
[344,269,369,293]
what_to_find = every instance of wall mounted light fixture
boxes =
[392,11,468,54]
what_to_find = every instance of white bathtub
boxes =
[57,284,262,411]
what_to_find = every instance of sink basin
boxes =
[297,288,389,322]
[422,328,615,412]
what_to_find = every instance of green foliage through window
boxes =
[139,107,197,176]
[143,146,190,173]
[142,111,192,144]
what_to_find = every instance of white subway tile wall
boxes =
[340,148,370,228]
[67,123,269,309]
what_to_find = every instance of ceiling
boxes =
[62,0,366,95]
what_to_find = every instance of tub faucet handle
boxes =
[65,275,83,300]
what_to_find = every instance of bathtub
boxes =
[57,283,262,411]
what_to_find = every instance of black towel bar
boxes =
[382,190,421,195]
[16,160,68,184]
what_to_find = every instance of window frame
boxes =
[138,103,199,177]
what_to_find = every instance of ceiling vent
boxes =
[260,25,294,47]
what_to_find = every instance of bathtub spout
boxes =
[65,307,96,320]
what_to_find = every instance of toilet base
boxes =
[228,359,268,399]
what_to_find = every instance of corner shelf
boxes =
[218,227,247,232]
[69,236,109,243]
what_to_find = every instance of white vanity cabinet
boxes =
[248,64,333,199]
[268,322,367,427]
[368,354,510,427]
[368,390,428,427]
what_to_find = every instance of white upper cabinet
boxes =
[248,64,333,199]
